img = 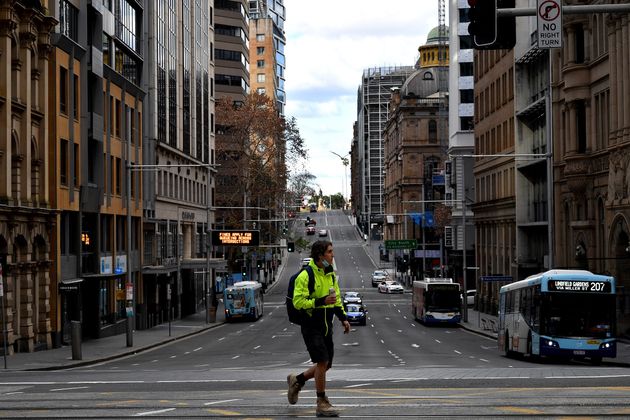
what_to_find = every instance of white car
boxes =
[301,257,311,267]
[371,270,388,287]
[466,289,476,306]
[378,280,404,294]
[318,229,328,237]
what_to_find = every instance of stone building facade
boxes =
[0,0,56,353]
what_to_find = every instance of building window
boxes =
[73,74,79,119]
[460,62,473,76]
[575,100,586,153]
[428,120,438,143]
[257,73,265,83]
[256,33,265,41]
[115,157,122,195]
[257,87,266,94]
[257,46,264,55]
[115,99,121,138]
[59,0,79,42]
[60,67,68,114]
[60,139,68,186]
[460,89,474,103]
[574,24,585,64]
[74,143,79,187]
[257,60,265,68]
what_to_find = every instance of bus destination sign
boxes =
[211,230,260,246]
[548,280,611,293]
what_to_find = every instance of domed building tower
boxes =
[417,25,450,69]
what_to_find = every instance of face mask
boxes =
[322,259,330,268]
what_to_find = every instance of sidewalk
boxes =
[1,304,225,372]
[459,306,630,367]
[1,249,291,372]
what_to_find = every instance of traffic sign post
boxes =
[537,0,562,48]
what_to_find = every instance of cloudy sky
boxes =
[283,0,439,197]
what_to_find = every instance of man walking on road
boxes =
[287,240,350,417]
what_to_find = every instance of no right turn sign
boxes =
[537,0,563,48]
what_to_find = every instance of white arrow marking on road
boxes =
[204,399,241,406]
[344,383,372,388]
[134,408,176,416]
[50,386,88,392]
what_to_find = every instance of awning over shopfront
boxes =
[59,278,83,291]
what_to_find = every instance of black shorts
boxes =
[301,326,334,366]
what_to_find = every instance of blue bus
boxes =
[499,269,616,364]
[223,281,264,322]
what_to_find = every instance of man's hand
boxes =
[342,320,351,334]
[324,294,337,305]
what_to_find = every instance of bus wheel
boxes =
[591,356,602,365]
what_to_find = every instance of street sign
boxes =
[537,0,562,49]
[384,239,417,250]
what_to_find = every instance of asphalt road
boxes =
[1,210,629,418]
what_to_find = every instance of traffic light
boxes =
[287,242,295,253]
[282,225,288,234]
[467,0,515,50]
[241,266,247,278]
[256,260,262,269]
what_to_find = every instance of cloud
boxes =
[283,0,439,195]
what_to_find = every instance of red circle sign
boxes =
[539,0,560,21]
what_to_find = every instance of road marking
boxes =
[479,358,490,363]
[134,408,176,416]
[218,337,226,341]
[498,406,544,415]
[50,386,88,392]
[170,355,177,359]
[454,350,462,354]
[344,383,372,388]
[412,344,420,348]
[380,339,385,344]
[411,323,416,327]
[4,392,23,395]
[397,330,403,333]
[403,316,408,319]
[435,339,441,344]
[254,345,261,349]
[184,351,191,355]
[193,347,202,352]
[232,355,240,359]
[204,399,241,406]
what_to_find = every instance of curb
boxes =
[22,321,226,372]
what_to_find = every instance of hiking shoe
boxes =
[316,396,339,417]
[287,374,302,404]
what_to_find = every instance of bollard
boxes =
[126,316,133,347]
[71,321,82,360]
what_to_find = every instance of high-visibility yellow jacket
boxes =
[293,260,347,335]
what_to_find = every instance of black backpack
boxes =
[286,265,315,325]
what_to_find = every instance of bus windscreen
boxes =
[541,293,615,339]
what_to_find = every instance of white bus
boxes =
[499,269,616,364]
[412,278,461,324]
[223,281,264,322]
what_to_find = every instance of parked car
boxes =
[318,229,327,237]
[378,280,404,294]
[306,226,316,235]
[466,289,476,306]
[344,303,367,326]
[371,270,389,287]
[342,291,362,305]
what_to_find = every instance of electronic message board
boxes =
[211,230,260,246]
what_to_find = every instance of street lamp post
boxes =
[330,151,350,204]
